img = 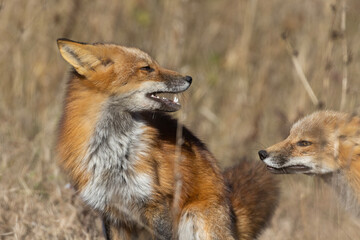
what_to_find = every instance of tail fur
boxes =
[224,160,279,240]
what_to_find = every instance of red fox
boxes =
[56,38,278,239]
[259,111,360,216]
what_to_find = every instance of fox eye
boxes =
[297,140,312,147]
[140,66,154,72]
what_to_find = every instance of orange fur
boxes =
[57,77,107,189]
[224,161,279,240]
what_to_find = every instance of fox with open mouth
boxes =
[56,39,278,239]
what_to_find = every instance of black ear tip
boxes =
[57,38,70,48]
[56,38,87,46]
[57,38,69,43]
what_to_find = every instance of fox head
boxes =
[258,111,360,175]
[57,39,192,112]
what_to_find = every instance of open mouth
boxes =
[147,92,181,111]
[266,165,311,174]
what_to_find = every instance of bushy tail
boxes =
[224,160,279,240]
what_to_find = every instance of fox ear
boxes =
[57,39,102,76]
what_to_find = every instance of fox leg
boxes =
[102,217,112,240]
[177,203,235,240]
[142,201,173,239]
[102,217,139,240]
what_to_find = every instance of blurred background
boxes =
[1,0,360,239]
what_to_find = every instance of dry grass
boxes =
[1,0,360,239]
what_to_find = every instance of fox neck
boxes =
[58,77,152,192]
[86,98,146,166]
[80,97,154,211]
[320,163,360,216]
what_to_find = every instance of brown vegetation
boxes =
[1,0,360,239]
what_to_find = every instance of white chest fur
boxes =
[80,107,153,213]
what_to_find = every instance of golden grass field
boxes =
[1,0,360,239]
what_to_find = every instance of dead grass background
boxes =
[1,0,360,239]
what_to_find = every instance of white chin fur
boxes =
[286,156,334,174]
[283,156,315,168]
[119,81,166,111]
[264,156,333,174]
[121,81,188,111]
[264,156,315,169]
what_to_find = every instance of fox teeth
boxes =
[174,96,179,103]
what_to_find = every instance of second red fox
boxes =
[56,39,279,239]
[259,110,360,217]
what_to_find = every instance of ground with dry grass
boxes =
[1,0,360,239]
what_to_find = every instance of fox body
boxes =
[57,39,278,239]
[259,111,360,215]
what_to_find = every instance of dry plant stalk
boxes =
[156,0,185,67]
[224,0,258,72]
[321,2,338,92]
[340,0,348,111]
[283,38,319,107]
[172,111,184,236]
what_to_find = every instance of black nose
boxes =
[185,76,192,84]
[258,150,268,161]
